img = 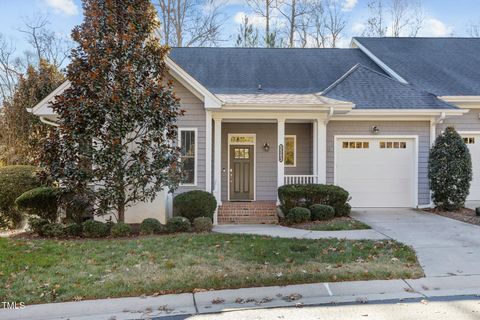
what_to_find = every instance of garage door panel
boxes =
[461,134,480,201]
[336,137,416,207]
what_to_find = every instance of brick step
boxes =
[218,201,279,224]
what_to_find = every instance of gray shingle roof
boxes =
[354,37,480,96]
[322,64,456,109]
[169,47,386,94]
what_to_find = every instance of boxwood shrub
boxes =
[40,223,65,238]
[111,222,132,237]
[15,187,60,222]
[173,190,217,222]
[28,216,48,235]
[64,223,83,237]
[286,207,311,224]
[193,217,213,232]
[0,165,41,228]
[82,220,110,238]
[278,184,350,217]
[166,216,191,233]
[310,204,335,221]
[140,218,163,235]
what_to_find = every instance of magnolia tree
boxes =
[44,0,184,222]
[428,127,472,211]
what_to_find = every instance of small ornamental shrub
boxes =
[166,216,191,233]
[278,184,350,217]
[193,217,213,232]
[40,223,65,238]
[111,223,132,237]
[336,203,351,217]
[82,220,110,238]
[64,223,83,237]
[140,218,163,235]
[15,187,60,222]
[0,165,40,228]
[60,192,94,224]
[310,204,335,221]
[28,216,48,235]
[286,207,311,224]
[173,191,217,222]
[429,127,472,211]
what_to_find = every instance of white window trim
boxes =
[179,127,198,187]
[284,135,297,167]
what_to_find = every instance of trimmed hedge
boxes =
[286,207,311,224]
[310,204,335,221]
[173,191,217,222]
[15,187,60,222]
[166,216,191,233]
[28,216,48,235]
[140,218,163,235]
[64,223,83,237]
[82,220,110,238]
[0,165,40,228]
[193,217,213,232]
[111,223,132,237]
[278,184,351,217]
[41,223,65,238]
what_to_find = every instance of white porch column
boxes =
[312,120,318,178]
[205,111,212,193]
[277,118,285,190]
[213,117,222,213]
[316,118,327,184]
[430,119,436,146]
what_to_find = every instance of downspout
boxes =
[325,107,334,124]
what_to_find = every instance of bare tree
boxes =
[0,35,22,103]
[245,0,277,46]
[308,0,328,48]
[467,22,480,37]
[363,0,387,37]
[155,0,227,47]
[324,0,346,48]
[275,0,310,47]
[235,15,259,47]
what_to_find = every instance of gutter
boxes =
[39,117,60,127]
[435,112,446,125]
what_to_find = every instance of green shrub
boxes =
[28,216,48,235]
[193,217,213,232]
[40,223,65,238]
[111,223,132,237]
[15,187,60,222]
[140,218,163,235]
[166,216,191,233]
[0,165,40,228]
[286,207,311,224]
[336,203,351,217]
[59,192,94,224]
[278,184,350,217]
[173,191,217,222]
[82,220,110,238]
[429,127,472,211]
[64,223,83,237]
[310,204,335,221]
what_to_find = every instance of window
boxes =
[464,137,476,144]
[342,141,370,149]
[380,141,407,149]
[179,129,197,185]
[285,135,296,167]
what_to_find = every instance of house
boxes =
[30,37,480,224]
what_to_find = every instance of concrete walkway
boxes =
[351,208,480,277]
[3,275,480,320]
[213,224,387,240]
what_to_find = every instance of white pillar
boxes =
[213,117,222,212]
[312,120,318,178]
[317,119,327,184]
[277,118,285,190]
[430,119,436,146]
[205,111,212,193]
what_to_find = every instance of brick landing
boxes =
[217,201,279,224]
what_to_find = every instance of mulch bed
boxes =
[290,216,369,230]
[424,207,480,226]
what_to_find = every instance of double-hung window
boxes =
[179,128,197,186]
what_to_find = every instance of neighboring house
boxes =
[30,38,480,224]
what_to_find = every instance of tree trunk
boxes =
[118,201,125,223]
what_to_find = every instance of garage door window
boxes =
[342,141,369,149]
[464,137,475,144]
[380,141,407,149]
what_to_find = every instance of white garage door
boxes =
[336,137,416,207]
[461,134,480,201]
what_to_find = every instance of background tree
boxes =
[275,0,309,47]
[467,22,480,37]
[46,0,184,222]
[245,0,277,47]
[236,15,259,47]
[1,59,64,165]
[428,127,472,211]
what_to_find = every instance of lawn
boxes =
[294,217,372,231]
[0,233,423,304]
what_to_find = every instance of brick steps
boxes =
[218,201,279,224]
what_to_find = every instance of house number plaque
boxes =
[279,144,284,162]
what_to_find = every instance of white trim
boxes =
[213,118,222,209]
[205,111,212,193]
[458,131,480,135]
[352,38,408,84]
[178,127,198,187]
[440,96,480,108]
[317,119,327,184]
[284,135,297,167]
[312,120,318,177]
[227,133,257,202]
[277,119,286,198]
[333,134,419,207]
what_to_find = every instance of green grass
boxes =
[0,234,423,304]
[307,220,372,231]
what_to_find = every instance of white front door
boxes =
[461,134,480,201]
[336,137,416,207]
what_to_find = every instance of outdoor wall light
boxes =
[371,126,380,134]
[263,142,270,152]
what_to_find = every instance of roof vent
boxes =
[258,84,262,91]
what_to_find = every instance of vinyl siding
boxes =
[285,123,313,175]
[437,109,480,132]
[326,121,431,206]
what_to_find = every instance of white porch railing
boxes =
[284,175,318,185]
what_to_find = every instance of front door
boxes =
[230,145,254,201]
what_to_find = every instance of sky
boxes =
[0,0,479,53]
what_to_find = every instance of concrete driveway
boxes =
[351,208,480,277]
